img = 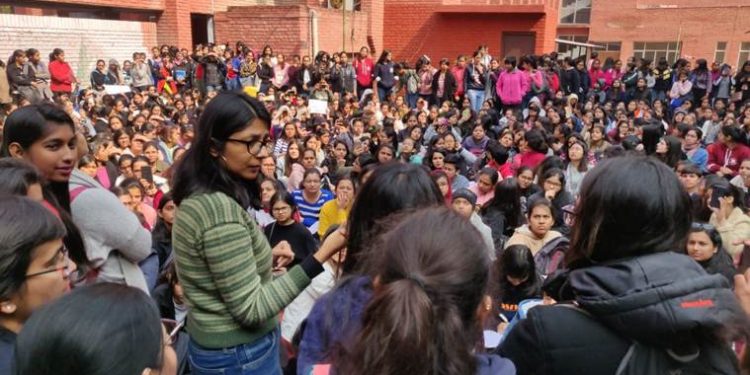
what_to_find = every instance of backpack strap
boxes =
[69,186,89,203]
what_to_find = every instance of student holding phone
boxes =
[707,181,750,260]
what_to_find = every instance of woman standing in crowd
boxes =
[48,48,76,97]
[170,92,345,375]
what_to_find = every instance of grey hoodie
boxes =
[470,212,497,261]
[69,169,151,292]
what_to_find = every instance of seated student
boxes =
[292,168,334,232]
[264,191,318,269]
[489,245,542,333]
[498,156,746,375]
[14,283,177,375]
[323,207,516,375]
[444,153,470,192]
[452,188,497,261]
[318,176,356,238]
[0,196,76,375]
[505,197,563,255]
[676,161,704,219]
[685,223,736,286]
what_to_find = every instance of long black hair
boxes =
[334,207,489,375]
[566,156,691,269]
[482,178,523,230]
[15,283,164,375]
[171,91,270,208]
[343,163,443,274]
[1,104,87,265]
[0,158,41,196]
[493,244,541,300]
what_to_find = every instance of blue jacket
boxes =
[0,327,16,375]
[297,276,373,374]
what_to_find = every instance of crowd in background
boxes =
[2,40,750,375]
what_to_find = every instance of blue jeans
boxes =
[466,89,485,113]
[188,328,281,375]
[406,92,419,108]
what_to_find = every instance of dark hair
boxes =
[689,223,723,250]
[486,141,509,165]
[478,167,500,186]
[504,56,517,68]
[676,160,701,176]
[541,167,566,190]
[1,104,86,264]
[524,129,548,154]
[527,196,554,218]
[0,196,66,301]
[269,190,297,212]
[0,158,41,196]
[656,135,684,169]
[344,163,443,274]
[721,126,743,144]
[566,156,691,269]
[567,140,589,172]
[335,207,489,375]
[482,179,523,230]
[15,283,163,375]
[494,244,540,301]
[172,92,270,208]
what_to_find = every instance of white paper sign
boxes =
[103,85,132,95]
[308,99,328,115]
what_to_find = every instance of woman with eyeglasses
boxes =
[686,223,736,285]
[0,195,76,375]
[171,92,346,375]
[264,191,317,269]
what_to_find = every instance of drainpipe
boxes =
[309,9,319,57]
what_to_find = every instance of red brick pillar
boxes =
[157,0,193,49]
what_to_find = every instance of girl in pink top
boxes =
[469,167,500,207]
[496,56,529,107]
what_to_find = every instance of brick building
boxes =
[556,0,750,67]
[1,0,749,79]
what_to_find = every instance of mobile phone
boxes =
[710,186,727,208]
[141,166,154,183]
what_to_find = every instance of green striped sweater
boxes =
[173,192,312,348]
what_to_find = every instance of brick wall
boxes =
[215,6,309,56]
[383,2,555,64]
[0,13,157,81]
[590,0,750,66]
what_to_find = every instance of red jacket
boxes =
[707,142,750,176]
[353,57,373,88]
[49,60,74,93]
[511,150,547,175]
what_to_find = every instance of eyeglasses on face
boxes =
[25,246,85,283]
[225,135,272,155]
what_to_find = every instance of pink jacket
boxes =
[496,69,529,105]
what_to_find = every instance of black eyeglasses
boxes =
[225,135,272,155]
[25,246,78,279]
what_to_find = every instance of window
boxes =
[740,42,750,67]
[714,42,727,64]
[557,35,589,59]
[560,0,592,24]
[591,41,621,52]
[632,42,682,64]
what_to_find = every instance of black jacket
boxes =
[432,70,457,104]
[498,252,744,375]
[698,249,736,287]
[561,67,580,96]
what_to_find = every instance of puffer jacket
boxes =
[498,252,745,375]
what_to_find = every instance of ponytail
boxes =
[333,207,488,375]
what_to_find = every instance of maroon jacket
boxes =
[706,142,750,176]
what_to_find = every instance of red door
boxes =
[502,32,536,58]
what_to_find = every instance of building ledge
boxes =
[435,5,547,14]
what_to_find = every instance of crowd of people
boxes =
[2,40,750,374]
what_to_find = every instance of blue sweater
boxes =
[292,189,334,229]
[0,327,16,375]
